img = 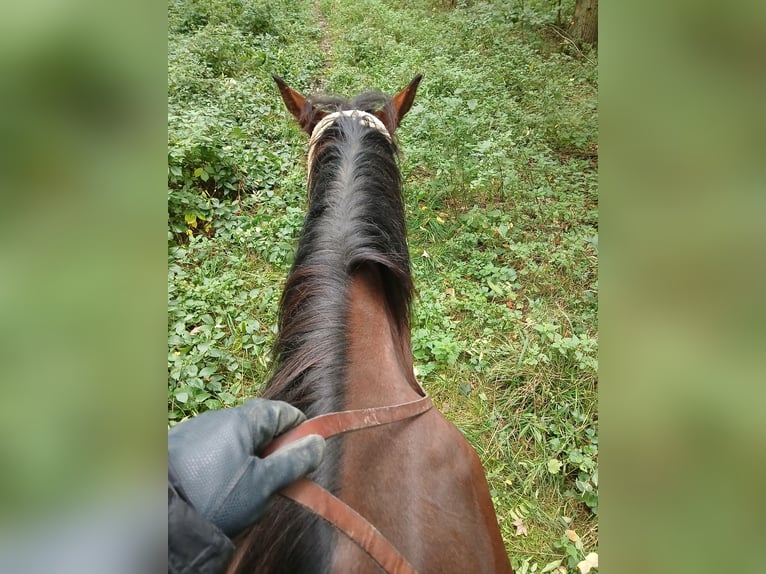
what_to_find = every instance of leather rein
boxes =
[261,394,433,574]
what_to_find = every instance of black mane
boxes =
[265,97,412,411]
[232,92,413,574]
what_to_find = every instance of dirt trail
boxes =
[312,0,333,92]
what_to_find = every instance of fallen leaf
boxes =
[442,402,450,413]
[512,518,528,536]
[565,529,580,542]
[540,559,562,573]
[547,459,562,474]
[577,552,598,574]
[445,288,455,297]
[190,325,203,335]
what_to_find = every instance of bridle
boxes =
[261,393,433,574]
[306,109,392,189]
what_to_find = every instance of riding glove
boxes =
[168,398,325,538]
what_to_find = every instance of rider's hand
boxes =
[168,398,325,538]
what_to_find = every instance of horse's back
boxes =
[334,408,512,573]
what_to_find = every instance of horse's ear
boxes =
[273,75,325,134]
[376,74,422,132]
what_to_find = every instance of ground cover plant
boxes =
[168,0,598,571]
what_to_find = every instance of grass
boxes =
[168,0,598,571]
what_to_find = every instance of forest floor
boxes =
[168,0,598,571]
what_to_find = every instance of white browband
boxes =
[306,110,392,179]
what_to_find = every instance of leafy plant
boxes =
[546,406,599,515]
[547,525,598,573]
[170,0,275,36]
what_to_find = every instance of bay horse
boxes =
[227,75,512,574]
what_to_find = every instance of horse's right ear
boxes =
[273,75,325,135]
[375,74,422,133]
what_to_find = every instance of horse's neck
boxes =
[345,264,421,409]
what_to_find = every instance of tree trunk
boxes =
[569,0,598,46]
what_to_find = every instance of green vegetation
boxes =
[168,0,597,570]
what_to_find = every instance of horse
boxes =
[227,75,513,574]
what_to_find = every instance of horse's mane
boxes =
[263,91,413,412]
[229,91,413,574]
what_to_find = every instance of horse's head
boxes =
[272,74,422,137]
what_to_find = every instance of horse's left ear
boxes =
[376,74,422,132]
[273,75,326,134]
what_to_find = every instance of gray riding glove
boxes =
[168,398,325,538]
